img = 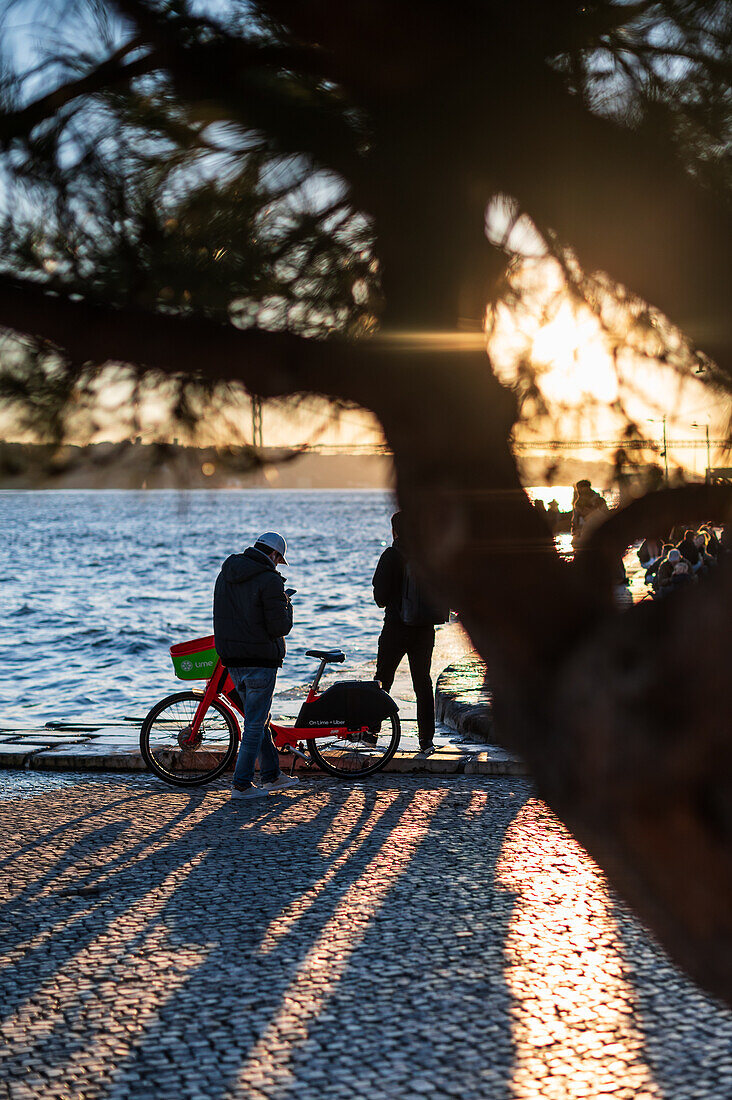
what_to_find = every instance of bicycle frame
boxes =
[184,656,371,751]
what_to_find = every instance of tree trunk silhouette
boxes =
[1,0,731,1003]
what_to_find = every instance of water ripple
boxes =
[1,490,395,724]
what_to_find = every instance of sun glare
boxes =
[530,302,619,406]
[488,258,727,461]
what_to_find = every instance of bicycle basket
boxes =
[170,635,219,680]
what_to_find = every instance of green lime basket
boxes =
[170,635,219,680]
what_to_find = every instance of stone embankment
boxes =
[435,655,526,775]
[435,654,494,740]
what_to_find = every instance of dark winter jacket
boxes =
[677,534,700,567]
[372,541,406,624]
[372,541,447,626]
[654,555,679,591]
[213,547,293,668]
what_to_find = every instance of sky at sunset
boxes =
[0,2,729,478]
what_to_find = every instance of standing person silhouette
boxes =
[571,479,609,546]
[372,512,448,757]
[213,531,298,800]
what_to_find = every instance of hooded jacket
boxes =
[213,547,293,668]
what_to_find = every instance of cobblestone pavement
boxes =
[1,772,731,1100]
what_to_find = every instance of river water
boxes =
[0,488,642,727]
[1,490,398,725]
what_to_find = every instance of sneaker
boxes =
[261,774,300,793]
[231,782,269,801]
[415,744,435,758]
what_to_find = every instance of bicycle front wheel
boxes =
[307,712,401,779]
[140,691,239,787]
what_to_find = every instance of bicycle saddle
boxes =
[306,649,346,663]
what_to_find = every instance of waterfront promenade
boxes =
[0,624,522,778]
[1,770,731,1099]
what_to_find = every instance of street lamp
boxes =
[648,416,668,485]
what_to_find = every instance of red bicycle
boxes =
[140,635,401,787]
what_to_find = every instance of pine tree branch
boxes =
[0,39,156,147]
[112,0,365,184]
[490,69,732,374]
[0,273,350,400]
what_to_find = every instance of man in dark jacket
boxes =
[214,531,296,800]
[571,479,610,546]
[372,512,446,757]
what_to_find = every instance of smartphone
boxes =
[285,588,297,597]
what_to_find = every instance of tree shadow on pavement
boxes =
[612,899,732,1098]
[0,775,413,1088]
[0,778,223,1013]
[101,776,527,1099]
[0,774,527,1099]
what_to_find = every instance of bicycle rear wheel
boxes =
[140,691,238,787]
[307,713,401,778]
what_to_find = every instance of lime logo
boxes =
[180,659,194,671]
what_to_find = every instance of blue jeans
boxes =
[228,666,281,787]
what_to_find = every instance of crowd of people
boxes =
[639,523,731,598]
[536,478,731,603]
